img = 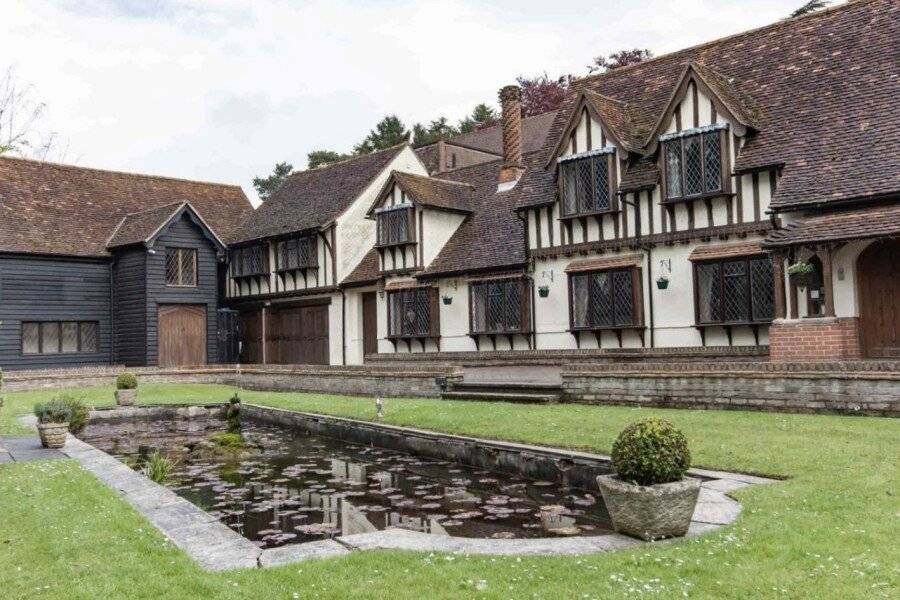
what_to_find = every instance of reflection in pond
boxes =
[86,422,612,548]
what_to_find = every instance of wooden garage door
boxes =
[270,303,329,365]
[857,239,900,358]
[158,304,207,367]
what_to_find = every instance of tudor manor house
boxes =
[0,0,897,374]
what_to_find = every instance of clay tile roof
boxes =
[583,91,644,151]
[390,171,474,213]
[565,253,643,272]
[446,110,557,156]
[234,144,407,244]
[414,143,440,173]
[689,242,765,261]
[418,155,535,278]
[762,202,900,248]
[0,156,252,257]
[619,159,660,192]
[341,248,380,287]
[522,0,900,210]
[106,201,186,248]
[689,62,762,130]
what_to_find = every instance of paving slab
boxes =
[0,436,66,462]
[258,540,350,567]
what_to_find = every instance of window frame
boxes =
[165,247,198,287]
[692,254,775,327]
[375,206,416,248]
[468,277,533,336]
[557,151,618,219]
[275,234,318,273]
[229,244,269,279]
[21,321,99,355]
[567,267,644,332]
[386,286,440,339]
[661,128,728,203]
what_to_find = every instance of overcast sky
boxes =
[3,0,811,204]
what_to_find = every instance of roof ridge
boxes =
[120,200,186,218]
[574,0,866,87]
[0,155,243,189]
[292,143,408,177]
[394,170,475,189]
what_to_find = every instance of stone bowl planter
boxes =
[597,474,700,540]
[38,422,69,449]
[115,389,137,406]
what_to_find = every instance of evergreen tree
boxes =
[307,149,352,169]
[412,117,459,147]
[252,162,293,201]
[458,103,498,134]
[790,0,829,18]
[588,49,653,74]
[354,114,410,154]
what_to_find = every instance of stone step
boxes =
[449,381,563,396]
[440,391,560,404]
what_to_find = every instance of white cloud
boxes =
[2,0,805,204]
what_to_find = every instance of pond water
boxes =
[87,420,613,548]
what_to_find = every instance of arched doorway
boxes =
[856,239,900,358]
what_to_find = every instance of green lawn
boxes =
[1,383,897,599]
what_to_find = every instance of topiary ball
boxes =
[611,418,691,486]
[116,372,138,390]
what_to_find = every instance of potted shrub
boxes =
[597,418,699,540]
[34,399,72,449]
[115,372,138,406]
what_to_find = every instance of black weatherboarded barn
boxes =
[0,157,252,370]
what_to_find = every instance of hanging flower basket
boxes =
[442,295,453,305]
[787,262,817,288]
[656,277,670,290]
[538,286,550,298]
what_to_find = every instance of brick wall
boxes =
[769,318,861,362]
[562,361,900,416]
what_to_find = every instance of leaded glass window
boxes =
[695,256,773,325]
[276,235,317,271]
[230,244,268,277]
[559,153,612,217]
[470,279,529,334]
[21,321,99,354]
[165,247,197,286]
[377,208,413,246]
[570,269,639,329]
[387,287,436,337]
[664,131,723,200]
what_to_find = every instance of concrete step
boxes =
[440,390,560,404]
[450,381,563,396]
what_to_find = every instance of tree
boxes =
[789,0,829,18]
[0,68,58,158]
[252,161,293,201]
[457,103,498,134]
[516,73,576,117]
[588,49,653,74]
[353,114,410,154]
[307,149,352,169]
[412,117,459,147]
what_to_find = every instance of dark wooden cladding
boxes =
[857,239,900,358]
[158,304,207,367]
[268,302,330,365]
[0,254,112,370]
[112,248,148,366]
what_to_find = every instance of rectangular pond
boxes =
[78,404,616,549]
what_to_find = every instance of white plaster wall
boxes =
[336,145,427,281]
[328,292,344,365]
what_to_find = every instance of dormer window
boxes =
[376,206,415,247]
[662,127,725,201]
[558,149,615,217]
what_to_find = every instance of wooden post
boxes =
[772,251,786,320]
[820,244,836,317]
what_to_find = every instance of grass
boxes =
[1,383,897,599]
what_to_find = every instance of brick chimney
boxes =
[498,85,525,187]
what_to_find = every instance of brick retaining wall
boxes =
[561,361,900,416]
[769,318,861,362]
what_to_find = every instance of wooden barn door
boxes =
[857,239,900,358]
[362,292,378,358]
[271,303,330,365]
[158,304,207,367]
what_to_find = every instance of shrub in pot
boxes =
[115,372,138,406]
[34,399,72,449]
[58,394,91,433]
[597,418,699,540]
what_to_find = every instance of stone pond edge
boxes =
[16,411,773,571]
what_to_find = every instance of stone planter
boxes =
[597,474,700,540]
[38,422,69,449]
[115,389,137,406]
